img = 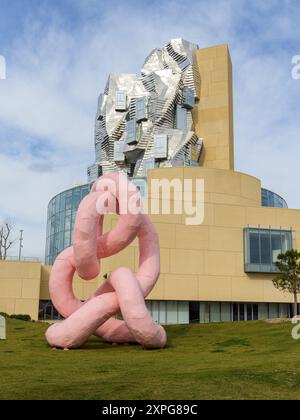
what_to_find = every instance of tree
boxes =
[0,221,14,260]
[273,249,300,317]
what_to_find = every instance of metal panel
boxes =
[88,38,202,179]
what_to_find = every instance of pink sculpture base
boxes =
[46,173,167,349]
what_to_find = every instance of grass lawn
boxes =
[1,318,300,400]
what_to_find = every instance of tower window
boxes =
[182,87,195,109]
[126,119,137,144]
[136,97,148,122]
[115,90,127,111]
[175,105,187,130]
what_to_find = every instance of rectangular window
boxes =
[178,302,189,324]
[244,228,293,273]
[114,141,125,162]
[210,302,221,323]
[221,303,231,322]
[166,301,178,324]
[175,105,187,130]
[136,97,148,122]
[115,90,127,111]
[154,134,168,159]
[190,302,200,323]
[159,301,167,324]
[182,87,195,110]
[126,119,137,144]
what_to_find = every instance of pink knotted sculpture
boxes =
[45,173,167,349]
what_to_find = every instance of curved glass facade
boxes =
[261,188,288,208]
[45,184,90,265]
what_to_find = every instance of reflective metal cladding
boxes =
[88,38,203,181]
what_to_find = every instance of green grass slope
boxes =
[1,318,300,400]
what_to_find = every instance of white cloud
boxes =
[0,0,300,258]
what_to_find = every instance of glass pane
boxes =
[190,302,200,323]
[269,304,279,318]
[152,301,159,323]
[247,304,252,321]
[166,301,178,324]
[271,231,282,263]
[175,105,187,130]
[65,191,72,210]
[159,301,167,324]
[72,189,81,209]
[233,304,238,322]
[221,303,231,322]
[178,302,189,324]
[253,305,258,320]
[281,231,292,253]
[210,303,221,323]
[249,230,260,264]
[258,303,268,319]
[260,230,271,265]
[239,304,245,321]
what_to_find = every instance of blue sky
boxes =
[0,0,300,258]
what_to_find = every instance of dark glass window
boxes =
[126,119,137,144]
[253,304,259,321]
[244,228,293,273]
[233,304,239,322]
[239,304,245,321]
[189,302,200,323]
[261,188,288,208]
[247,304,252,321]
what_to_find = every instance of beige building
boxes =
[0,44,299,323]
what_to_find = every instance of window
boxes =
[115,90,127,111]
[154,134,168,159]
[244,228,293,273]
[136,97,148,122]
[114,141,125,162]
[126,119,137,144]
[175,105,187,130]
[182,87,195,109]
[189,302,200,323]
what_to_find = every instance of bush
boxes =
[10,314,31,322]
[0,312,9,318]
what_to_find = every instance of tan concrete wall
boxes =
[99,167,298,304]
[0,261,41,320]
[193,44,234,170]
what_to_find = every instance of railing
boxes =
[2,256,43,263]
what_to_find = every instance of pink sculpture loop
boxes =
[46,173,167,349]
